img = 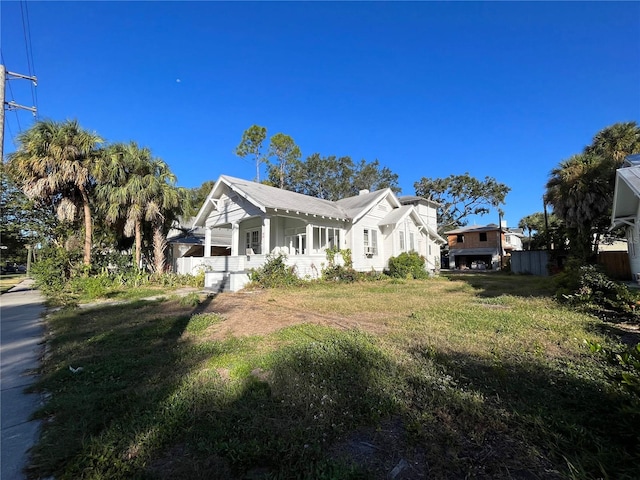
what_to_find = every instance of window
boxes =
[312,227,341,253]
[479,232,487,242]
[399,231,405,251]
[364,228,378,255]
[245,229,261,254]
[409,232,415,251]
[285,227,306,255]
[456,234,464,243]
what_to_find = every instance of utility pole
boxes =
[0,64,5,163]
[0,64,37,162]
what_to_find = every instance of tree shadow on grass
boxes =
[443,272,556,299]
[27,297,640,480]
[405,342,639,480]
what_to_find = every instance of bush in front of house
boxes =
[249,253,301,289]
[387,251,429,279]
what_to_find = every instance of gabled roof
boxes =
[194,175,349,226]
[378,205,415,227]
[398,195,440,208]
[336,188,400,222]
[379,205,446,244]
[192,176,444,244]
[611,165,640,227]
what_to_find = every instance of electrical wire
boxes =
[19,0,38,117]
[1,52,24,134]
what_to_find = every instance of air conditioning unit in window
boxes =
[364,247,375,256]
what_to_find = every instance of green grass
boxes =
[28,274,640,480]
[0,273,26,293]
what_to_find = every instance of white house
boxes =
[611,154,640,278]
[177,175,445,291]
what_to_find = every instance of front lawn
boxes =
[0,273,26,293]
[28,274,639,479]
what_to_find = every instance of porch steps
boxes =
[204,273,230,294]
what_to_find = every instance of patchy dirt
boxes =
[195,290,393,340]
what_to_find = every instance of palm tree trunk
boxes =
[135,220,142,269]
[80,186,92,265]
[152,224,167,274]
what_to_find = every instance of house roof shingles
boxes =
[221,175,349,220]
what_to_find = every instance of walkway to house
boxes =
[1,279,46,480]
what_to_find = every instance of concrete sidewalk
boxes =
[1,279,46,480]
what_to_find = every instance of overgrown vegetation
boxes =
[555,263,639,315]
[248,252,302,289]
[30,245,203,305]
[386,251,429,279]
[28,274,640,479]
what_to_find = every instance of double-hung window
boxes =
[364,228,378,255]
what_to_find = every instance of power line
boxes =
[19,0,38,117]
[1,53,23,133]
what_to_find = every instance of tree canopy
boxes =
[267,133,302,189]
[7,119,104,265]
[6,119,183,271]
[414,173,510,233]
[544,122,640,260]
[285,154,400,200]
[235,125,267,182]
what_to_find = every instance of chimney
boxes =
[359,189,370,196]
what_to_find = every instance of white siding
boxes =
[350,196,396,271]
[206,190,263,227]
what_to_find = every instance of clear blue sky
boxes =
[2,1,639,227]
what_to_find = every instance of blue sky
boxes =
[2,1,639,227]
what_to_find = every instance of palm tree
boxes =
[143,159,181,273]
[95,142,154,268]
[545,153,611,260]
[7,119,103,265]
[96,144,181,272]
[585,121,640,166]
[518,213,544,250]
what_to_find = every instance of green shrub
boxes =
[585,340,640,400]
[249,253,301,289]
[358,268,388,282]
[557,264,638,313]
[322,247,360,283]
[387,251,429,279]
[30,246,79,303]
[322,264,358,283]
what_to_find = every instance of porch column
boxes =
[204,227,212,258]
[306,223,313,255]
[231,223,239,256]
[262,217,271,254]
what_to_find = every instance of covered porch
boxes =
[180,214,346,291]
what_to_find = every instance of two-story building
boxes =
[176,175,445,291]
[445,224,524,270]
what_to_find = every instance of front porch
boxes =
[176,253,331,292]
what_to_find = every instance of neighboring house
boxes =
[445,224,524,270]
[178,175,445,291]
[611,154,640,278]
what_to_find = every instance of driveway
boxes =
[1,279,46,480]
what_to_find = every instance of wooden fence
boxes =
[597,251,631,280]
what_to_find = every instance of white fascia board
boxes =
[351,189,399,223]
[193,177,226,227]
[229,187,266,214]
